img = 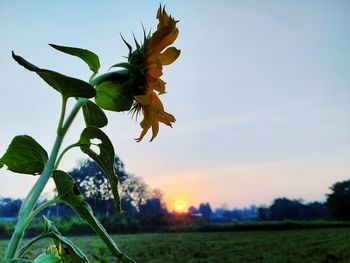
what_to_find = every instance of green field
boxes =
[1,228,350,262]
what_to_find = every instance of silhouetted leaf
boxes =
[78,127,121,212]
[53,170,84,206]
[0,135,48,175]
[52,171,134,262]
[49,44,100,73]
[18,215,88,263]
[82,101,108,128]
[12,52,96,99]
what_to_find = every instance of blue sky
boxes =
[0,1,349,209]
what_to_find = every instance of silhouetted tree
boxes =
[138,196,167,227]
[199,202,212,219]
[0,198,22,217]
[269,198,304,220]
[327,179,350,220]
[188,206,198,215]
[258,207,269,221]
[298,202,328,220]
[69,156,159,217]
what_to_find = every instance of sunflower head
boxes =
[93,5,180,142]
[129,5,180,142]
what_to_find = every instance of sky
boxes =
[0,0,349,210]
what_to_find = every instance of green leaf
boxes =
[8,259,33,263]
[78,127,121,212]
[82,101,108,128]
[18,216,88,263]
[12,51,96,99]
[95,80,133,112]
[52,170,84,206]
[52,171,134,262]
[0,135,48,175]
[90,70,134,112]
[42,215,60,233]
[49,44,100,73]
[33,253,60,263]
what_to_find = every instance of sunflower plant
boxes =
[1,5,179,262]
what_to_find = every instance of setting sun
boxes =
[174,201,185,212]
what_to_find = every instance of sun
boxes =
[174,201,185,212]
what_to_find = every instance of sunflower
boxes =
[93,5,180,142]
[129,5,180,142]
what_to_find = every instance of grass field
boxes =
[1,228,350,262]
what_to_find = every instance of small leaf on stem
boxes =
[0,135,48,175]
[49,44,100,73]
[18,215,88,263]
[53,171,133,262]
[12,52,96,99]
[82,101,108,128]
[78,127,121,212]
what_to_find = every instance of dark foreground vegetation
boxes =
[1,228,350,262]
[2,214,350,240]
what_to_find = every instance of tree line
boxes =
[1,156,350,224]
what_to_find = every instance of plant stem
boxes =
[54,143,80,170]
[57,96,67,132]
[67,201,135,263]
[4,98,88,259]
[21,198,59,238]
[16,198,59,257]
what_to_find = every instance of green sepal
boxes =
[12,52,96,99]
[89,70,129,86]
[78,127,121,212]
[0,135,48,175]
[49,44,100,73]
[120,34,133,57]
[18,215,88,263]
[52,171,133,262]
[109,63,140,71]
[82,101,108,128]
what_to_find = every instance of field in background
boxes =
[1,228,350,262]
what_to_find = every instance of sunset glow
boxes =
[174,201,185,212]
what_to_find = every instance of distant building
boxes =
[0,217,17,222]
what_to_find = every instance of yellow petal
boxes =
[156,6,177,31]
[135,128,149,142]
[150,92,165,112]
[147,65,163,78]
[150,119,160,142]
[157,112,176,126]
[159,47,180,65]
[154,78,166,94]
[146,76,166,94]
[148,28,179,54]
[135,94,152,105]
[140,106,153,129]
